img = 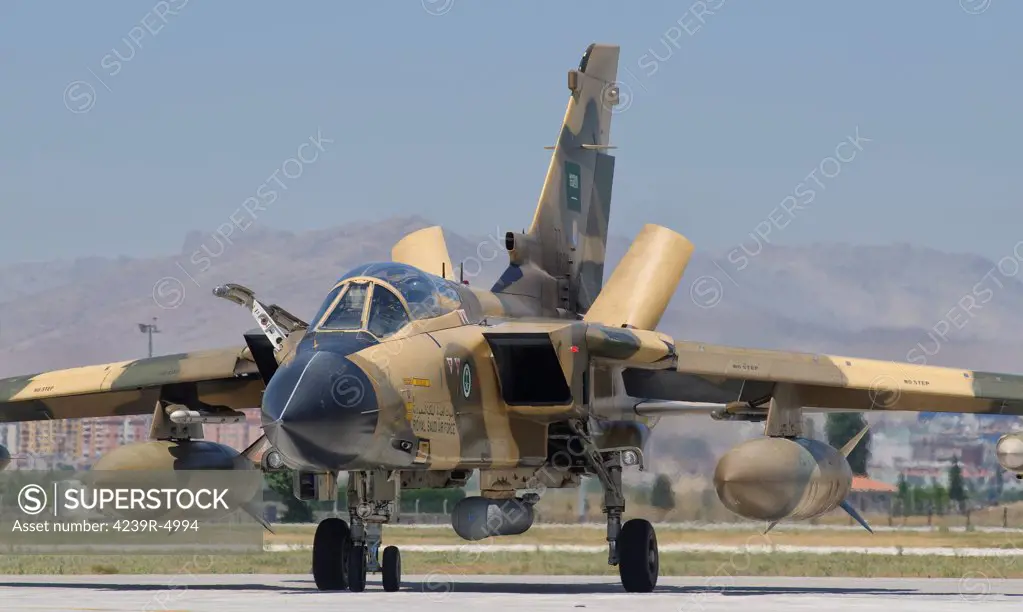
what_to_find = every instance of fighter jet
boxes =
[4,43,1023,594]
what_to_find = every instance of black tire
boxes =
[617,518,658,593]
[382,546,402,592]
[313,518,350,591]
[348,544,368,592]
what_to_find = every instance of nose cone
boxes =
[261,350,378,470]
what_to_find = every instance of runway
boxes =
[1,574,1021,611]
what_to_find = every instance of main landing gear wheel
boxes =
[313,518,350,591]
[382,545,402,592]
[348,544,368,592]
[618,518,659,593]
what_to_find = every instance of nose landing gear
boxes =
[617,517,659,593]
[311,470,403,593]
[347,542,368,592]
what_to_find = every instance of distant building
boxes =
[869,411,1019,492]
[897,460,992,488]
[2,410,262,469]
[0,422,18,455]
[203,409,262,450]
[848,475,897,514]
[911,435,985,466]
[19,419,83,459]
[78,416,151,466]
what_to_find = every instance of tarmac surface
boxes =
[1,574,1022,611]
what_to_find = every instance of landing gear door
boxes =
[294,471,338,502]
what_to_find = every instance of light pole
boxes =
[129,318,161,444]
[138,317,160,358]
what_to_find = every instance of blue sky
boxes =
[1,0,1021,265]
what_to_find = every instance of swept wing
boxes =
[0,347,263,423]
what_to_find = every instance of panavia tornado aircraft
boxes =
[4,42,1023,594]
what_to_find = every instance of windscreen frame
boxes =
[312,277,415,339]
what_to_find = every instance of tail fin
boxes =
[839,425,870,458]
[392,226,455,281]
[839,425,874,534]
[526,43,620,314]
[840,499,874,534]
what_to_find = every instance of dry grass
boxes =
[265,523,1023,550]
[1,550,1023,579]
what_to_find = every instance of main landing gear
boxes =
[312,470,402,593]
[312,517,350,591]
[568,420,659,593]
[617,517,658,592]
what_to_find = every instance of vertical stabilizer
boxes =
[392,226,455,281]
[519,43,621,314]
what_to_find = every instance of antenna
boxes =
[460,262,466,285]
[442,262,446,279]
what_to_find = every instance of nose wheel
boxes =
[382,545,402,592]
[347,544,368,592]
[313,517,402,593]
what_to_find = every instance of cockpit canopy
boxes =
[309,262,462,339]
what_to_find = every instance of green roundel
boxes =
[461,363,472,398]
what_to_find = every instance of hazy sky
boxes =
[1,1,1021,266]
